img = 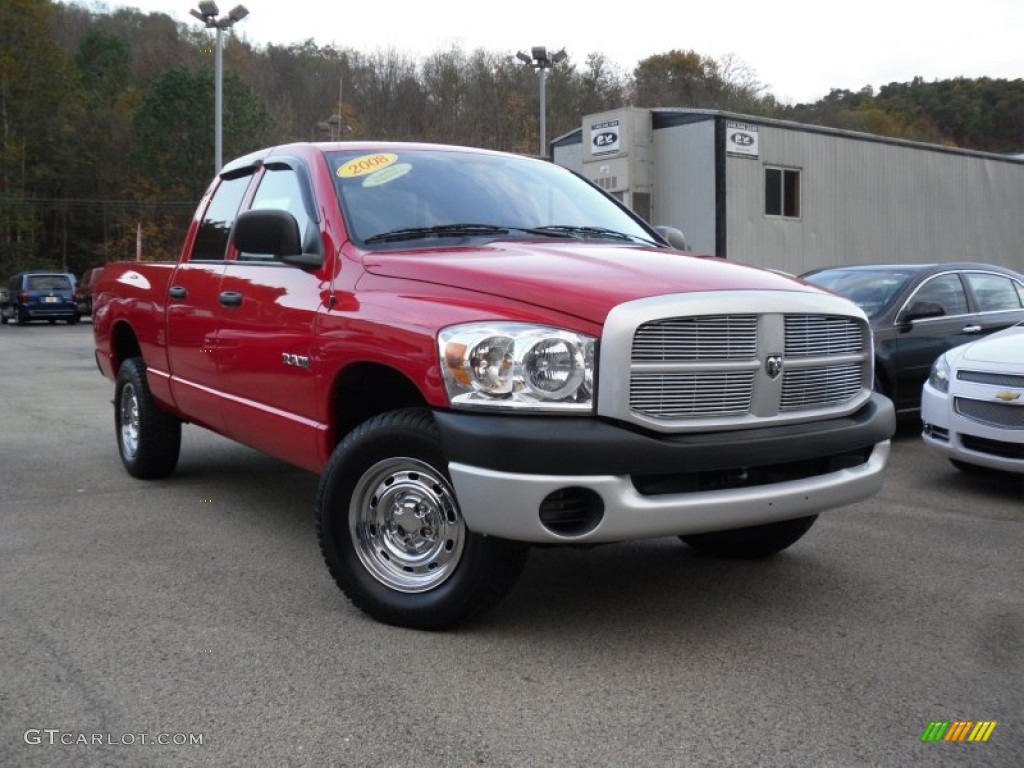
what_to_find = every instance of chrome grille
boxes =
[781,364,863,411]
[955,398,1024,429]
[785,315,863,357]
[630,371,755,418]
[958,370,1024,388]
[632,315,757,361]
[599,292,873,433]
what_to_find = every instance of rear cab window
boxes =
[190,174,253,262]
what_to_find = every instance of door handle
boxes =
[168,286,187,300]
[962,324,982,334]
[219,291,243,307]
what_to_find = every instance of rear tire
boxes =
[680,515,818,559]
[115,357,181,479]
[67,314,80,325]
[316,408,528,630]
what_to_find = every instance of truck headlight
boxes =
[439,322,595,411]
[927,355,950,393]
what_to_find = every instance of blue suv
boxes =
[1,271,81,325]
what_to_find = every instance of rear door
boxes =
[165,169,255,432]
[214,159,327,470]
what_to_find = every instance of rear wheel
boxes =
[67,314,80,325]
[680,515,818,559]
[115,357,181,479]
[316,408,528,630]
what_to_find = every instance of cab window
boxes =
[191,174,252,261]
[243,166,320,262]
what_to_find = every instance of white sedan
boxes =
[922,322,1024,474]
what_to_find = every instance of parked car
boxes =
[1,271,80,325]
[921,322,1024,474]
[801,263,1024,415]
[75,266,104,316]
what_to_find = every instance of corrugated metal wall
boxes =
[652,121,717,255]
[551,140,583,174]
[725,125,1024,274]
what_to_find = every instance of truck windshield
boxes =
[327,148,660,249]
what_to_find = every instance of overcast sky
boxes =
[94,0,1023,104]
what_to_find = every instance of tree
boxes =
[0,0,78,273]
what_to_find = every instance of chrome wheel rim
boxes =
[350,458,465,593]
[119,383,140,459]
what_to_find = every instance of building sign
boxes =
[591,119,620,156]
[726,121,759,158]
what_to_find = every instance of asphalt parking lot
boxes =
[1,322,1021,767]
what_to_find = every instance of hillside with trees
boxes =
[2,0,1021,275]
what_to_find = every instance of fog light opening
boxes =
[538,487,604,537]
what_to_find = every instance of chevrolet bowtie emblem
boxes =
[994,390,1021,402]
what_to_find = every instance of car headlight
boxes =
[927,355,951,393]
[439,322,595,412]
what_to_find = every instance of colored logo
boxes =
[337,153,398,178]
[994,390,1020,402]
[920,720,997,742]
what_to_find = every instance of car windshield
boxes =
[327,148,659,249]
[803,268,917,318]
[26,275,71,291]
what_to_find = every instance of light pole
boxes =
[516,46,566,157]
[190,2,249,173]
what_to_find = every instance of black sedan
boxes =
[801,262,1024,415]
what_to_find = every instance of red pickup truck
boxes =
[93,142,895,629]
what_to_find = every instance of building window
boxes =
[765,167,800,218]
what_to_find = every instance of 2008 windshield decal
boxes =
[337,153,398,178]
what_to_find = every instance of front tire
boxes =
[316,408,528,630]
[115,357,182,479]
[680,515,817,559]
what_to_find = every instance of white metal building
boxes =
[551,107,1024,275]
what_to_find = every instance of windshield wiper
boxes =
[363,222,658,246]
[531,225,658,245]
[364,223,511,244]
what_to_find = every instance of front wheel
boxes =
[680,515,818,559]
[115,357,182,479]
[316,408,528,630]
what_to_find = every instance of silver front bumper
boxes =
[448,439,891,544]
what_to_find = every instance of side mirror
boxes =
[232,209,323,269]
[654,225,688,251]
[900,300,946,323]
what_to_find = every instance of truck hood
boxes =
[362,241,813,324]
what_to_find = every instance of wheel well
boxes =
[111,322,142,373]
[332,363,428,444]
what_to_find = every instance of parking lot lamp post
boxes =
[190,2,249,173]
[516,47,566,158]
